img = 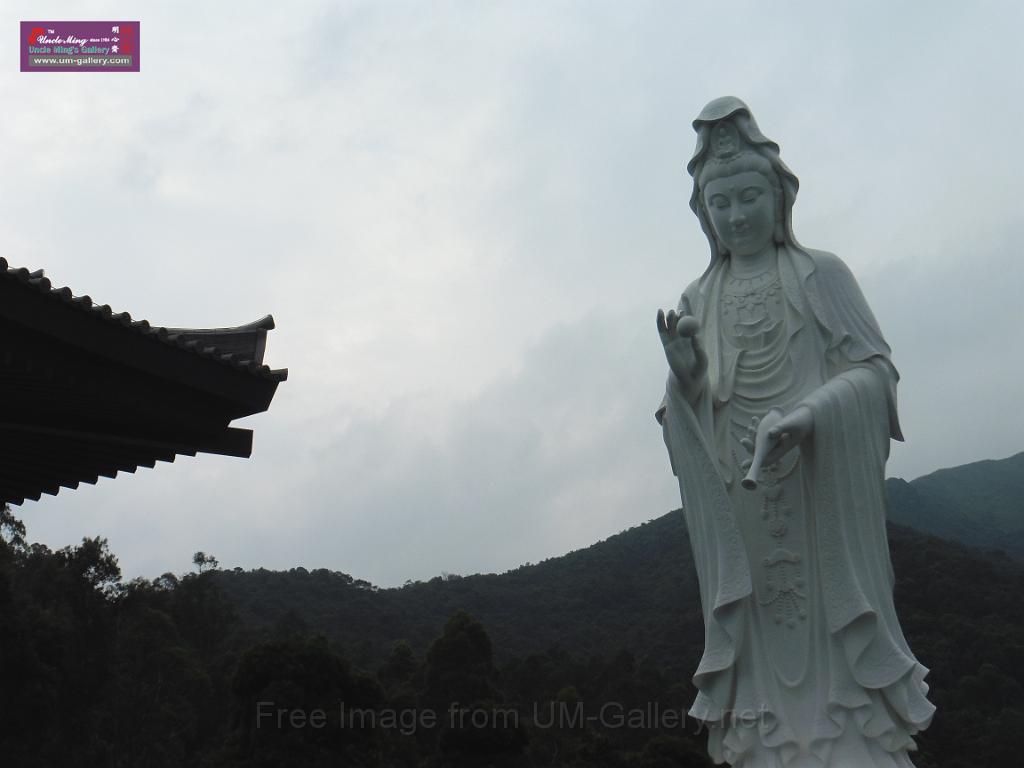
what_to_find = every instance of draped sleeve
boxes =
[657,267,758,722]
[661,372,753,722]
[803,249,904,441]
[794,364,935,746]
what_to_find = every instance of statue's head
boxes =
[687,97,801,272]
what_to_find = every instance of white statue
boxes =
[657,97,935,767]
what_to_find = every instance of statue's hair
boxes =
[697,151,777,192]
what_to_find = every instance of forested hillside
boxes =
[886,451,1024,556]
[3,491,1022,766]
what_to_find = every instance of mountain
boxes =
[215,508,703,676]
[213,450,1024,672]
[5,449,1024,767]
[213,511,1023,681]
[210,511,1024,767]
[886,451,1024,556]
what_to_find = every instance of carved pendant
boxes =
[758,548,808,628]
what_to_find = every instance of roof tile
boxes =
[1,257,287,382]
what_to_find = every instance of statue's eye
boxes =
[740,188,762,203]
[709,195,729,210]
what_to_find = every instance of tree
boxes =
[0,504,26,552]
[58,536,121,592]
[192,551,219,573]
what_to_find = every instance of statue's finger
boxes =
[691,333,708,370]
[657,309,671,343]
[740,437,754,453]
[741,458,752,471]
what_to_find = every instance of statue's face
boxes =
[702,171,776,257]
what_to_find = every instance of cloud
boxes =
[284,306,679,585]
[6,0,1024,584]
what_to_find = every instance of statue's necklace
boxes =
[723,266,781,320]
[723,266,778,296]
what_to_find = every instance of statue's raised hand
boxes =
[657,302,707,403]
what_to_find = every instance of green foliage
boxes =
[219,635,385,768]
[425,611,498,702]
[1,489,1023,765]
[886,451,1024,556]
[193,551,220,573]
[1,504,26,550]
[379,640,418,693]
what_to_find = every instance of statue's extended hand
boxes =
[740,406,814,469]
[657,305,707,403]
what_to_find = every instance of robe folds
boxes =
[658,245,935,767]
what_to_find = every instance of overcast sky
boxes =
[3,1,1022,586]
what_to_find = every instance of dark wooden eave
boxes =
[0,258,287,506]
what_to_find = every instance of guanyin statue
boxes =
[656,96,935,767]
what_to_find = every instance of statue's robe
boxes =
[658,246,935,767]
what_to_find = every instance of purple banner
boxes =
[21,21,139,72]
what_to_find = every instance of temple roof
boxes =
[0,258,287,505]
[1,259,287,380]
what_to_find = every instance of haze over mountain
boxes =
[209,450,1024,677]
[886,451,1024,557]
